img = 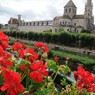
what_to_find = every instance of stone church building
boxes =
[53,0,94,32]
[3,0,95,33]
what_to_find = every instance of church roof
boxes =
[54,15,71,20]
[76,25,84,28]
[64,0,76,8]
[73,15,85,19]
[54,16,63,20]
[8,18,18,24]
[54,15,85,20]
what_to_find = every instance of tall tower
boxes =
[85,0,93,16]
[18,15,21,25]
[85,0,94,31]
[64,0,77,19]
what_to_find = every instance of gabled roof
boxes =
[64,0,76,8]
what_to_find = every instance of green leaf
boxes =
[47,60,58,72]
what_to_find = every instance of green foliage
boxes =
[47,59,58,72]
[60,84,91,95]
[81,29,91,33]
[59,65,71,74]
[51,33,59,44]
[3,30,95,49]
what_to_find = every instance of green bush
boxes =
[3,31,95,49]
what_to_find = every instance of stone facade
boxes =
[3,0,95,33]
[18,20,53,32]
[53,0,94,33]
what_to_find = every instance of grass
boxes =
[50,49,95,73]
[50,49,95,65]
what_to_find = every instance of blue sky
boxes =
[0,0,95,24]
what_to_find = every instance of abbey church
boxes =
[3,0,95,33]
[53,0,94,32]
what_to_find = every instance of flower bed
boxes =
[0,31,95,95]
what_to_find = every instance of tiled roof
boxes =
[54,15,71,20]
[76,25,83,28]
[73,15,85,19]
[54,16,63,20]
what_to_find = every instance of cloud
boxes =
[0,0,95,24]
[0,4,17,16]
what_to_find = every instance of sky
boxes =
[0,0,95,24]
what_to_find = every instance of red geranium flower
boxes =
[0,52,13,67]
[0,45,5,57]
[0,31,8,49]
[1,67,24,95]
[18,48,25,58]
[74,66,95,91]
[12,42,26,51]
[19,64,27,71]
[35,42,49,53]
[54,57,59,62]
[29,61,48,83]
[19,48,38,62]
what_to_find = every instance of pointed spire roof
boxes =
[64,0,76,8]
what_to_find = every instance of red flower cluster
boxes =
[29,61,48,83]
[0,32,50,95]
[0,51,13,67]
[54,57,59,62]
[74,66,95,92]
[0,31,8,49]
[35,42,49,53]
[0,45,5,56]
[19,48,38,62]
[12,42,26,51]
[19,64,27,71]
[1,67,24,95]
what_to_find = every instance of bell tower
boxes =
[64,0,77,19]
[85,0,93,16]
[85,0,94,31]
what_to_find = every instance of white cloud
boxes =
[0,0,95,24]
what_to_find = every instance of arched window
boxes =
[65,9,67,13]
[46,22,48,25]
[33,22,35,26]
[30,22,31,26]
[42,22,43,25]
[74,23,76,26]
[37,22,39,25]
[69,8,71,13]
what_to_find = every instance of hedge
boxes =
[3,31,95,49]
